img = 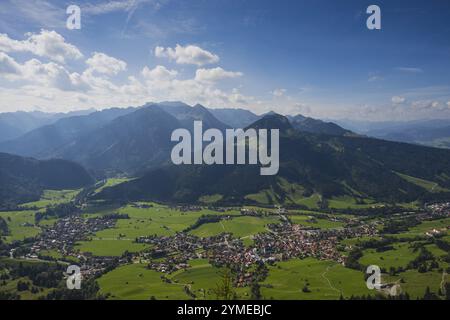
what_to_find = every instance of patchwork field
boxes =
[76,204,242,256]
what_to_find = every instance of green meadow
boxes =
[97,263,190,300]
[76,204,242,255]
[260,258,371,300]
[21,189,80,209]
[98,259,250,300]
[396,172,449,193]
[382,270,446,299]
[289,215,344,229]
[328,196,381,209]
[0,211,40,243]
[93,178,133,195]
[389,217,450,239]
[189,216,280,238]
[358,242,419,270]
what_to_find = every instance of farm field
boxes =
[382,270,445,299]
[21,189,80,209]
[98,263,189,299]
[98,259,250,300]
[389,217,450,239]
[93,178,133,195]
[260,258,372,300]
[0,211,40,243]
[89,204,240,239]
[327,196,381,209]
[189,216,280,238]
[358,242,418,270]
[289,215,344,229]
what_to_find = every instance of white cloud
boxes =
[0,30,83,63]
[272,88,287,97]
[391,96,406,104]
[0,52,22,76]
[195,67,242,82]
[141,65,178,81]
[0,52,88,91]
[411,100,441,110]
[155,44,219,66]
[292,103,311,115]
[86,52,127,76]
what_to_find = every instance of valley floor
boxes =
[0,187,449,300]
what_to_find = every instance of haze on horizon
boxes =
[0,0,450,121]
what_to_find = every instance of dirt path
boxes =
[321,264,342,295]
[440,271,448,293]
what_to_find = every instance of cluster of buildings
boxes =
[132,213,379,287]
[34,216,117,254]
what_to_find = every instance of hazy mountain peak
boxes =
[248,113,293,132]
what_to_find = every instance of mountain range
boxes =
[0,103,353,176]
[92,111,450,206]
[0,109,95,143]
[1,102,450,206]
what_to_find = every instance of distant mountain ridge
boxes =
[0,107,137,158]
[95,113,450,205]
[0,109,94,143]
[334,118,450,149]
[0,152,93,207]
[2,103,450,207]
[208,108,260,128]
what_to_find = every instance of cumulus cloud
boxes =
[392,96,406,104]
[155,44,219,66]
[0,52,22,75]
[141,65,178,81]
[86,52,127,76]
[0,52,88,91]
[0,30,83,63]
[195,67,242,82]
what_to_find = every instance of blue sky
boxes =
[0,0,450,120]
